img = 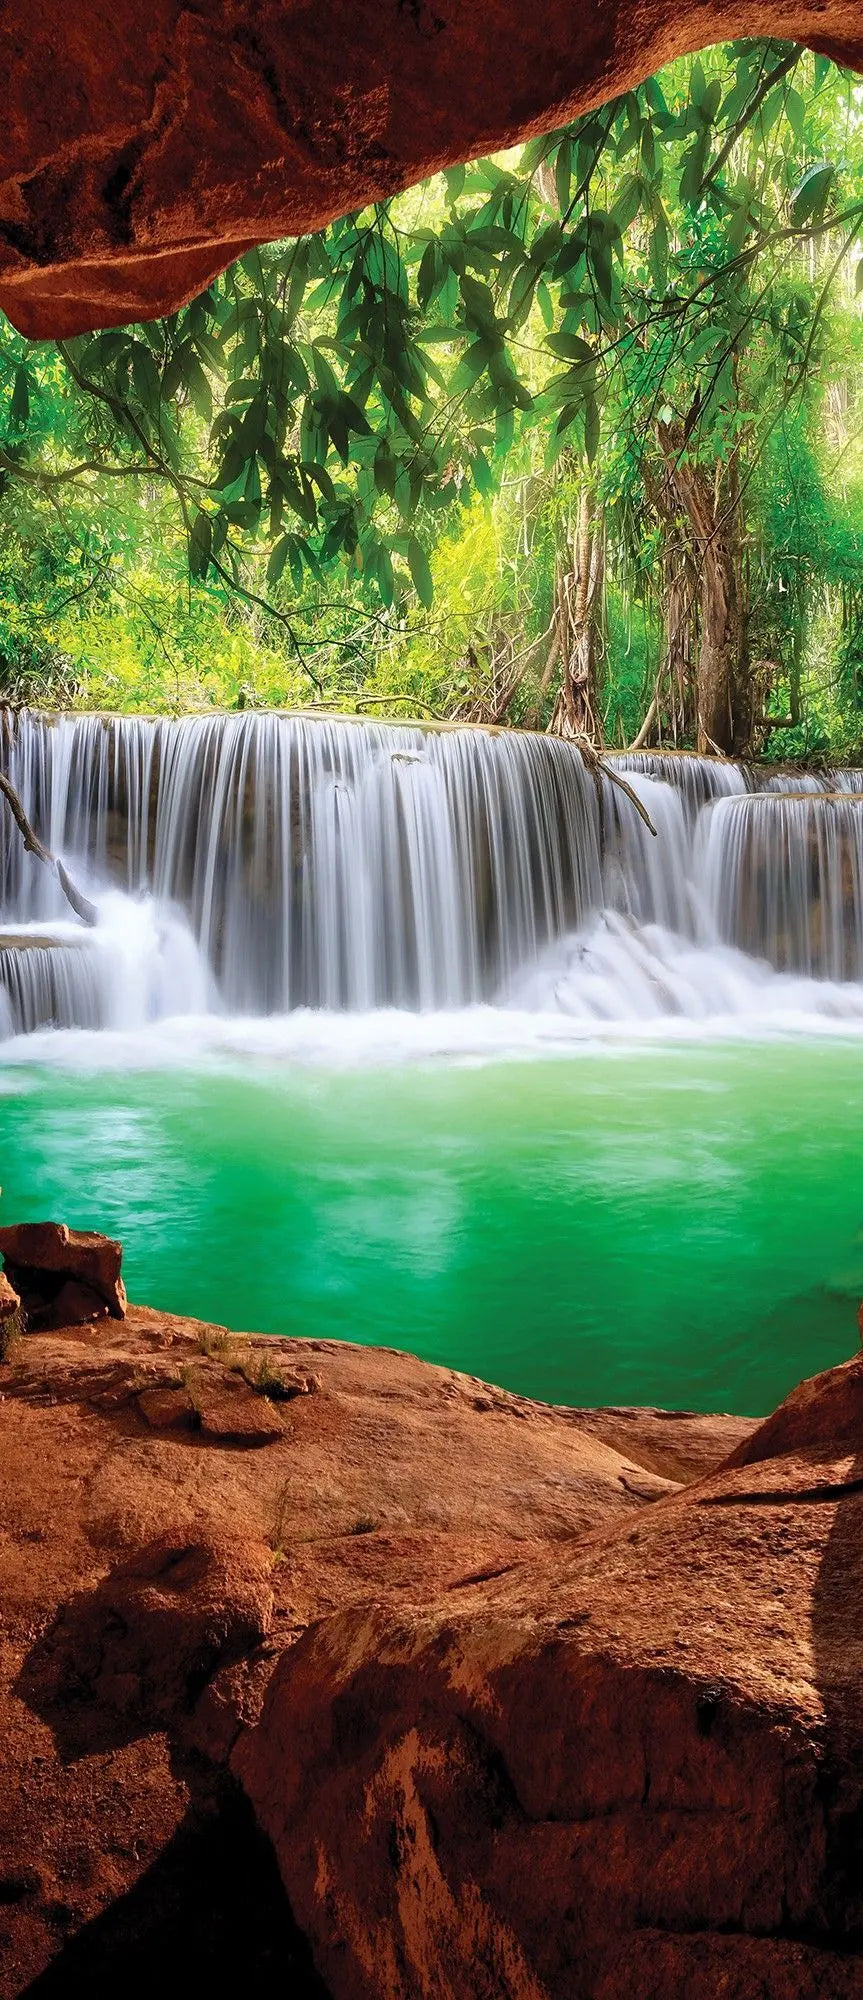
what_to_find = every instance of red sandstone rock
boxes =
[0,1,862,336]
[725,1346,863,1468]
[235,1350,863,1999]
[0,1301,731,1992]
[190,1371,288,1445]
[0,1220,126,1325]
[137,1382,196,1430]
[561,1402,755,1484]
[27,1529,274,1726]
[5,1296,863,1999]
[240,1356,323,1400]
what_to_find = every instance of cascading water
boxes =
[606,748,748,819]
[696,791,863,980]
[0,929,104,1039]
[2,713,863,1045]
[0,712,603,1020]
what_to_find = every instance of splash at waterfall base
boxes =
[3,1277,863,1999]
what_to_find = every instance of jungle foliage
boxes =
[0,39,863,756]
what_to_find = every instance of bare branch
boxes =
[0,775,97,926]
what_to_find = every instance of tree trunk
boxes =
[657,423,750,757]
[549,486,605,744]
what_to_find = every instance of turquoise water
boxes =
[2,1038,863,1415]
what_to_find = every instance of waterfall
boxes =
[2,717,863,1042]
[696,792,863,980]
[0,712,603,1022]
[606,749,748,819]
[0,932,105,1037]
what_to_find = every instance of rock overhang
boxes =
[1,0,862,337]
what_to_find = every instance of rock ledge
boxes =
[2,1280,862,1998]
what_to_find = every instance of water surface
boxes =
[3,1035,862,1416]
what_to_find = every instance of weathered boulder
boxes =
[0,1220,127,1329]
[235,1350,863,1999]
[0,0,862,336]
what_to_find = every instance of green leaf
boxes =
[243,457,263,509]
[680,130,710,207]
[9,366,29,428]
[785,87,806,144]
[453,339,494,393]
[417,241,439,309]
[701,78,722,126]
[185,355,213,423]
[407,534,434,607]
[337,391,373,436]
[507,261,539,328]
[131,342,160,416]
[495,404,514,457]
[687,325,722,364]
[546,331,594,363]
[376,542,395,606]
[530,222,564,270]
[584,396,600,464]
[188,510,212,579]
[459,274,497,331]
[790,161,834,227]
[374,441,397,497]
[537,280,554,331]
[554,138,573,216]
[288,537,305,593]
[311,347,341,399]
[689,57,708,111]
[470,448,494,496]
[302,460,336,503]
[612,175,643,232]
[267,535,290,586]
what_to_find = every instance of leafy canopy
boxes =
[0,38,861,725]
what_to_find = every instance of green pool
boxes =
[2,1037,862,1416]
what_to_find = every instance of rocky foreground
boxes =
[1,1229,863,1997]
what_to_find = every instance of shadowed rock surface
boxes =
[1,1,863,335]
[2,1276,863,1997]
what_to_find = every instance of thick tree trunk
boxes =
[657,424,750,756]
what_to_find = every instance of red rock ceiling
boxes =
[2,0,863,339]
